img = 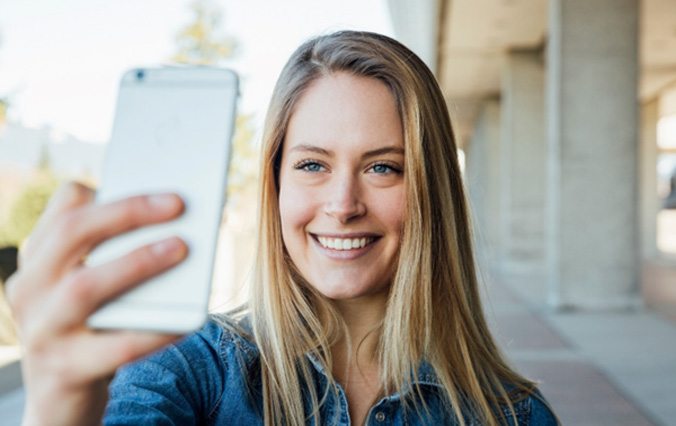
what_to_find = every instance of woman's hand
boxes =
[5,181,189,426]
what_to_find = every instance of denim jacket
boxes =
[104,317,557,425]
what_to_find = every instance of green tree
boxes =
[0,171,60,247]
[0,98,7,125]
[172,0,237,65]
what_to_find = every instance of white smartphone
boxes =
[86,67,238,333]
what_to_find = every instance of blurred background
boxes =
[1,0,675,425]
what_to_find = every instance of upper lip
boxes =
[310,232,380,239]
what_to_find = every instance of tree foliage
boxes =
[0,98,7,125]
[172,0,237,66]
[0,171,60,247]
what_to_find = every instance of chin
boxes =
[311,280,389,301]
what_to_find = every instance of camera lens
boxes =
[136,69,145,81]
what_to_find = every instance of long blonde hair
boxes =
[245,30,536,425]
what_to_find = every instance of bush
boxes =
[0,173,60,247]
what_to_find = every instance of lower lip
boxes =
[311,235,378,260]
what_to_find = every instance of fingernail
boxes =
[152,237,186,259]
[148,194,180,211]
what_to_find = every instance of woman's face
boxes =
[278,72,405,301]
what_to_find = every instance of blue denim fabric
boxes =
[104,317,557,425]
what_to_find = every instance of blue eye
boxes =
[369,163,401,175]
[294,160,325,172]
[372,164,390,174]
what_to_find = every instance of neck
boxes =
[330,292,388,383]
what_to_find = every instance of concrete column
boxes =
[546,0,640,309]
[387,0,438,71]
[465,98,502,266]
[500,50,546,275]
[639,98,659,260]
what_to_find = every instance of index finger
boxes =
[20,181,95,267]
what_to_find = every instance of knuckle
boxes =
[47,214,84,250]
[128,248,158,277]
[63,181,94,203]
[49,181,91,212]
[57,210,85,237]
[62,269,95,303]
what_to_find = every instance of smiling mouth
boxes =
[313,235,378,251]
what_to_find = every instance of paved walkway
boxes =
[1,274,676,425]
[487,271,676,426]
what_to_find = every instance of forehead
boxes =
[284,72,404,153]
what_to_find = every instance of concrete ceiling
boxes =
[434,0,676,146]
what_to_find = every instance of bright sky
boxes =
[0,0,394,143]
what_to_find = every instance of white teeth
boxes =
[317,236,374,251]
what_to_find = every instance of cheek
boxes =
[279,183,314,240]
[376,187,406,232]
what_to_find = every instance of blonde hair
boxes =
[245,30,537,425]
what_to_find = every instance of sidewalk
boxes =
[486,271,676,426]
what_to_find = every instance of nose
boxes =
[323,174,366,224]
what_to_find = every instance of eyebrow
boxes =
[289,144,404,159]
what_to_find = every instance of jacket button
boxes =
[375,411,386,422]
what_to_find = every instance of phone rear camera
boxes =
[136,70,145,81]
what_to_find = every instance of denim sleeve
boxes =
[103,320,226,426]
[529,393,558,426]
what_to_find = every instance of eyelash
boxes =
[293,159,326,173]
[369,162,402,175]
[292,159,402,175]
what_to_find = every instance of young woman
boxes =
[8,31,557,425]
